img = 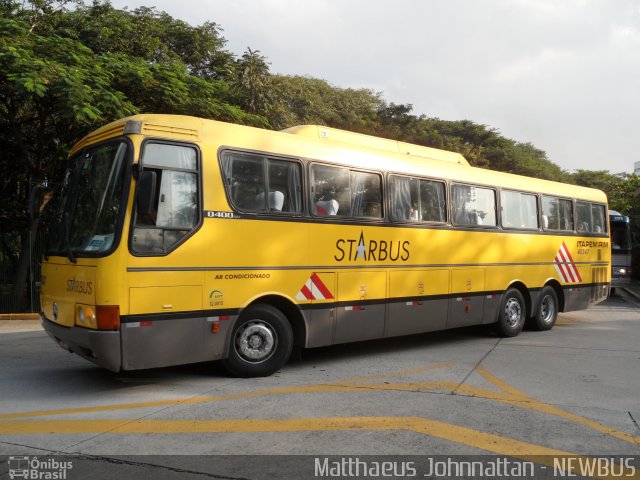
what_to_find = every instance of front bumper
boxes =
[42,315,121,372]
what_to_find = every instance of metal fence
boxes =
[0,230,47,314]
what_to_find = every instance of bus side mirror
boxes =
[136,170,157,216]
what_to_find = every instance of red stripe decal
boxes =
[299,284,314,300]
[311,273,333,299]
[557,249,576,283]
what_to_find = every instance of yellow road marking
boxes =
[1,363,637,452]
[334,361,458,384]
[475,367,640,446]
[0,362,458,420]
[1,416,637,479]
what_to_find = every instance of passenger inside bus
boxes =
[253,191,284,211]
[315,185,339,215]
[316,199,339,215]
[363,191,382,218]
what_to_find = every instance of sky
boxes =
[109,0,640,174]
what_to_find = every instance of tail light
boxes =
[96,305,120,331]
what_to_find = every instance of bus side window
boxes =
[576,200,591,232]
[351,171,382,218]
[420,179,446,222]
[390,176,445,223]
[542,196,574,232]
[132,143,199,254]
[542,196,559,230]
[222,152,302,214]
[500,190,538,229]
[311,164,348,216]
[559,198,574,231]
[452,184,496,227]
[592,204,606,233]
[389,176,415,221]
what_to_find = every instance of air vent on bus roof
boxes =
[70,124,125,155]
[141,123,199,139]
[282,124,469,166]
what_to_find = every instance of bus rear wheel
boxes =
[530,286,558,331]
[222,304,293,378]
[495,288,526,337]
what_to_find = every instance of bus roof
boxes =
[283,125,470,166]
[70,114,608,204]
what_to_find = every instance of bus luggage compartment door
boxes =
[386,269,449,337]
[334,271,386,344]
[447,269,486,328]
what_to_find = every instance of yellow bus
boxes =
[40,114,610,377]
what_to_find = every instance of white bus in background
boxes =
[609,210,632,294]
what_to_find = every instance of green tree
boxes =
[0,0,265,310]
[232,48,273,116]
[269,75,381,131]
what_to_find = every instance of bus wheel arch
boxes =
[250,294,306,349]
[222,298,298,377]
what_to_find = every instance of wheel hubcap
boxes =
[235,322,276,363]
[540,295,555,323]
[504,298,522,328]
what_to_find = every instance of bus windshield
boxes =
[611,220,632,253]
[47,140,129,258]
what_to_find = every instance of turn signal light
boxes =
[96,305,120,331]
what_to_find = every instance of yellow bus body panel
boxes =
[39,114,611,373]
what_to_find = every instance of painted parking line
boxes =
[1,363,637,456]
[0,362,459,420]
[0,416,637,479]
[2,364,637,446]
[474,367,639,446]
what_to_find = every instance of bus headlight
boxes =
[619,268,627,275]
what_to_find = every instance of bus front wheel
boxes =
[223,304,293,378]
[495,288,526,337]
[530,286,558,331]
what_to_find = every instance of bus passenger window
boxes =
[389,176,415,221]
[222,152,302,214]
[311,165,381,218]
[500,190,538,229]
[542,196,573,231]
[541,196,559,230]
[576,201,591,233]
[591,204,606,233]
[420,179,446,222]
[311,164,349,216]
[352,171,382,218]
[389,176,445,223]
[452,184,496,227]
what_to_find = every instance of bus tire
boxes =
[222,304,293,378]
[531,286,558,331]
[495,288,526,337]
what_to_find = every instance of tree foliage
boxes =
[2,0,640,311]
